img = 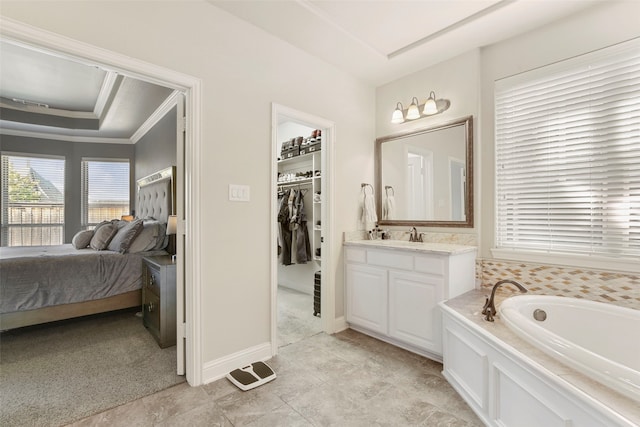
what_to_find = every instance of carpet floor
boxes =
[0,308,184,427]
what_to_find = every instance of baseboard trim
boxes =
[202,342,272,384]
[333,316,348,333]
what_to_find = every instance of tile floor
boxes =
[277,286,323,347]
[69,288,482,426]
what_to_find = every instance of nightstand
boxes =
[142,255,176,348]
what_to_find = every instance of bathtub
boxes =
[500,295,640,403]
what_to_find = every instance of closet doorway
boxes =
[271,104,334,353]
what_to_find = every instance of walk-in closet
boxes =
[276,120,324,347]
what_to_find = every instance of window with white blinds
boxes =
[495,39,640,262]
[1,153,66,246]
[81,159,130,227]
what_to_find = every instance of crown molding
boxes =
[0,98,98,120]
[0,127,131,144]
[130,90,180,144]
[94,71,120,120]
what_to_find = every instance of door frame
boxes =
[270,103,336,355]
[1,17,204,385]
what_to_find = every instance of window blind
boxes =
[1,153,65,246]
[81,159,130,227]
[495,39,640,260]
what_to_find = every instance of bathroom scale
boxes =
[226,361,276,391]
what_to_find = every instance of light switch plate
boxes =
[229,184,250,202]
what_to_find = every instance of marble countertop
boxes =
[343,239,477,255]
[441,290,640,426]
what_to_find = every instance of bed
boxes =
[0,166,176,330]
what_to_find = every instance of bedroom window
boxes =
[494,39,640,269]
[1,153,66,247]
[81,159,130,228]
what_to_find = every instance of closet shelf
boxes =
[277,151,317,165]
[277,177,313,187]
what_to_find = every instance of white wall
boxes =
[0,1,374,370]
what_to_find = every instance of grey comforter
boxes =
[0,244,166,314]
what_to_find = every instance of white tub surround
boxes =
[500,295,640,404]
[440,291,640,427]
[344,240,476,361]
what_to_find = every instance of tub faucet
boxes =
[482,279,527,322]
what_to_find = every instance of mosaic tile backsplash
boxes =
[478,258,640,310]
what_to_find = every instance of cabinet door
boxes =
[388,271,443,354]
[346,264,388,334]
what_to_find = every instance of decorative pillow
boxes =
[72,230,94,249]
[153,222,169,250]
[90,222,118,250]
[93,220,112,232]
[108,219,144,253]
[128,219,168,253]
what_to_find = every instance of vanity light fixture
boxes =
[406,97,421,120]
[391,102,405,124]
[423,91,438,115]
[390,92,451,123]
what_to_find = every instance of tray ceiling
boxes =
[0,40,174,144]
[210,0,603,85]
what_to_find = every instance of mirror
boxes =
[375,116,473,228]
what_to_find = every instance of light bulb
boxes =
[406,97,420,120]
[391,102,405,124]
[423,91,438,115]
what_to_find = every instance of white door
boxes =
[175,93,186,376]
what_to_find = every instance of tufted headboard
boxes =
[136,166,176,224]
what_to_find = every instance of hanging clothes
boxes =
[277,188,312,265]
[277,189,293,265]
[293,189,312,263]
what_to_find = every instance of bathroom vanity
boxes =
[343,240,476,361]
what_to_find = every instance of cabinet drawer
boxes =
[143,263,161,296]
[414,254,445,276]
[367,250,413,270]
[143,290,160,338]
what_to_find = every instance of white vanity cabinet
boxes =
[388,270,444,352]
[345,264,387,334]
[344,241,476,361]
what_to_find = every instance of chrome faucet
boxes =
[408,227,422,242]
[482,279,527,322]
